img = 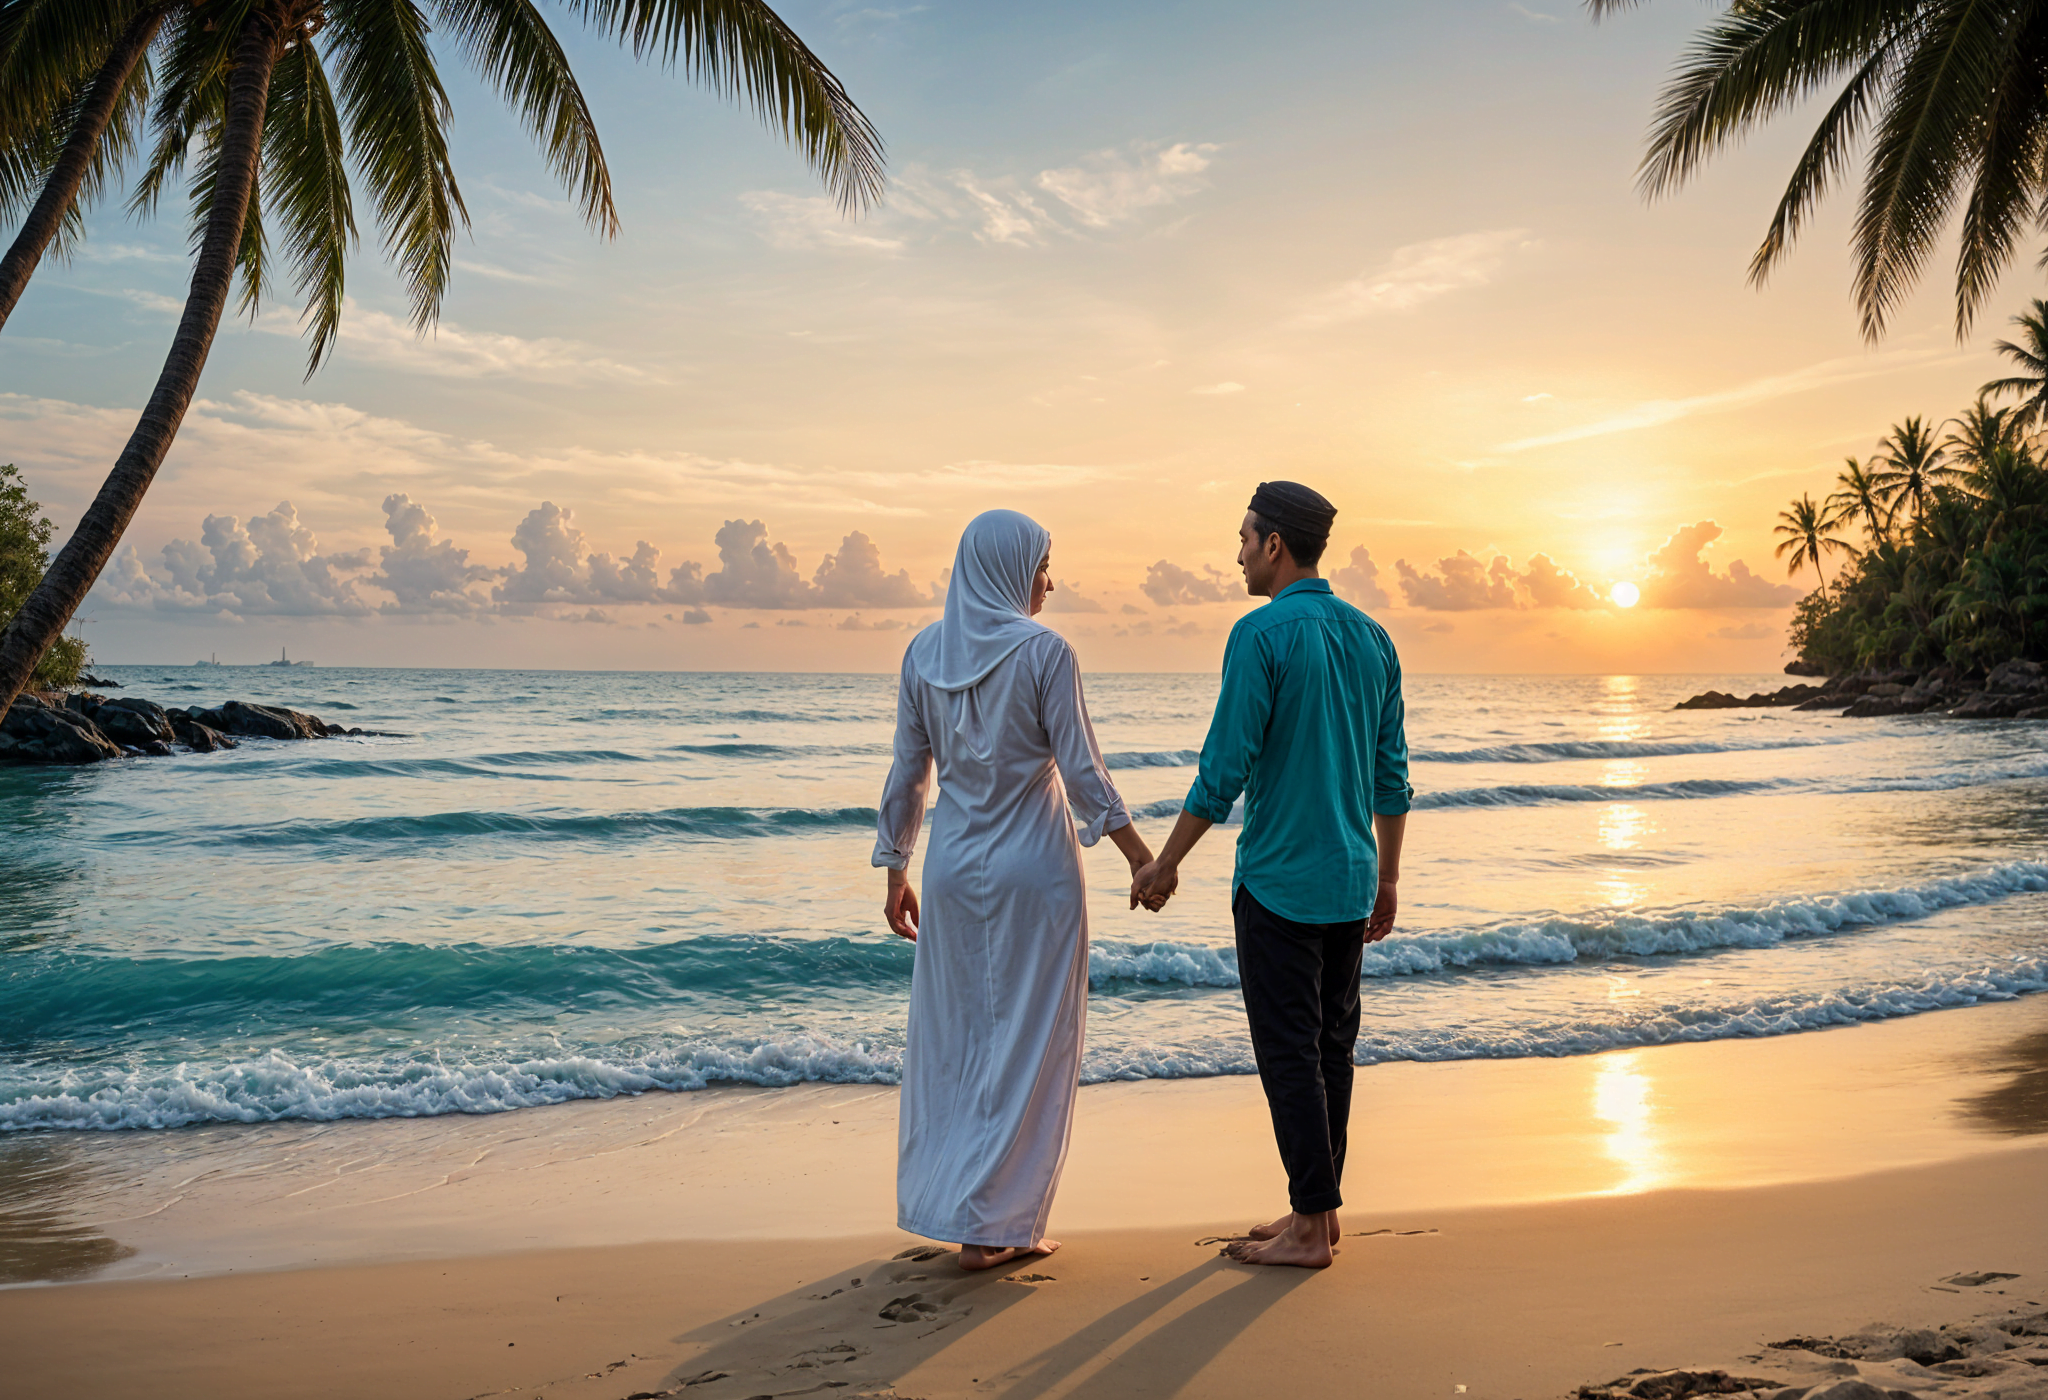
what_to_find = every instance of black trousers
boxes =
[1233,885,1366,1215]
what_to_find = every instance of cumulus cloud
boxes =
[1142,560,1233,607]
[1297,229,1532,326]
[96,502,372,616]
[495,502,703,611]
[1043,579,1107,614]
[371,493,495,615]
[1034,142,1217,228]
[704,518,818,608]
[1331,546,1391,609]
[812,529,928,607]
[1518,552,1606,609]
[1395,549,1519,611]
[1638,521,1802,610]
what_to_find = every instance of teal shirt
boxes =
[1183,578,1412,924]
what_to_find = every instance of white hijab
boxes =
[910,509,1052,693]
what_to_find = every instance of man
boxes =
[1131,480,1411,1269]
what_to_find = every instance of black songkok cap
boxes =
[1248,480,1337,541]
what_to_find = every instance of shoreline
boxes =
[4,994,2043,1288]
[4,998,2045,1398]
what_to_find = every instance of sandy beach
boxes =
[5,996,2047,1399]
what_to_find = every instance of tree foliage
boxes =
[0,463,87,688]
[1786,407,2048,672]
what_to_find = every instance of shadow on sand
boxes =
[1956,1028,2048,1136]
[600,1240,1305,1400]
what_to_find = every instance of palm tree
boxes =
[1775,493,1853,599]
[1827,456,1892,546]
[1942,394,2023,473]
[1983,298,2048,433]
[1586,1,2048,339]
[0,0,167,332]
[0,0,883,710]
[1870,415,1961,527]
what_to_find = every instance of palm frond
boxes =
[1637,0,1910,202]
[1853,0,2019,339]
[1952,5,2048,332]
[324,0,465,334]
[431,0,616,235]
[263,31,355,374]
[565,0,883,211]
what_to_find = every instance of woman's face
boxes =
[1029,552,1054,616]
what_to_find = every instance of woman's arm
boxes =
[875,659,932,941]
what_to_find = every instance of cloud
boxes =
[1496,347,1963,452]
[671,608,712,625]
[1709,621,1776,640]
[835,613,914,631]
[1518,552,1606,609]
[1637,521,1802,609]
[1422,620,1455,633]
[95,502,372,616]
[1120,602,1144,616]
[811,529,928,607]
[1395,549,1519,610]
[1191,382,1245,396]
[370,493,495,615]
[1142,559,1233,606]
[704,518,818,608]
[1331,546,1391,609]
[1042,579,1107,614]
[495,502,703,611]
[1034,142,1218,228]
[252,301,654,385]
[1297,229,1531,326]
[739,191,906,253]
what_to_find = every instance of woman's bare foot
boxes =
[958,1238,1061,1271]
[1225,1210,1334,1269]
[1246,1210,1340,1245]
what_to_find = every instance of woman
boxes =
[873,509,1160,1271]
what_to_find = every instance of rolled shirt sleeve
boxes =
[1373,651,1413,816]
[1039,637,1130,846]
[873,656,933,870]
[1183,621,1273,823]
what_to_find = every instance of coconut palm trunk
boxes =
[0,3,164,332]
[0,2,283,709]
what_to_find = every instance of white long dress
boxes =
[873,628,1130,1247]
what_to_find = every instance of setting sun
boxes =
[1610,581,1641,608]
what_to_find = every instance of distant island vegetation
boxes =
[1773,300,2048,678]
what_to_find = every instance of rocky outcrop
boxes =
[1681,660,2046,720]
[1675,683,1825,710]
[0,694,124,764]
[0,691,369,765]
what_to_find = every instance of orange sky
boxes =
[1,0,2027,672]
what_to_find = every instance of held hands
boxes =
[1129,857,1177,912]
[883,869,920,942]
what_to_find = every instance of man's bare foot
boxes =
[1246,1210,1340,1245]
[1224,1211,1333,1269]
[958,1238,1060,1272]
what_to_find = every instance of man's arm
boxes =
[1131,625,1270,909]
[1364,811,1405,942]
[1130,810,1211,907]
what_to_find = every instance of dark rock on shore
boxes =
[1680,658,2046,720]
[1,690,372,765]
[0,694,123,764]
[1675,683,1824,711]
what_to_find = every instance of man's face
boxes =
[1237,511,1280,597]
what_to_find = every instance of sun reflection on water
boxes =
[1598,804,1646,851]
[1591,1052,1665,1194]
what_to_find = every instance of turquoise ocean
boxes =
[3,666,2046,1132]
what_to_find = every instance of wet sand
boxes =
[4,998,2048,1398]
